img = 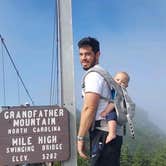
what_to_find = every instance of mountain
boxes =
[122,106,166,152]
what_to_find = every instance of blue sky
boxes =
[0,0,166,132]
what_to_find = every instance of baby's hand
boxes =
[100,111,107,117]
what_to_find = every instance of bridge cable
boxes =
[16,74,21,105]
[0,34,34,105]
[49,0,56,105]
[1,36,6,106]
[49,0,60,106]
[55,0,60,105]
[56,0,62,106]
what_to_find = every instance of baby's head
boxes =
[114,72,130,88]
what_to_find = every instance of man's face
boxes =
[79,46,99,70]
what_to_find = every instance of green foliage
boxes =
[77,156,90,166]
[120,144,132,166]
[131,146,150,166]
[119,144,166,166]
[150,145,166,166]
[53,161,61,166]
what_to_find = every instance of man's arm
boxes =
[77,92,100,159]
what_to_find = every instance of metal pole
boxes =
[57,0,77,165]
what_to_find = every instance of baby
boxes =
[100,71,130,143]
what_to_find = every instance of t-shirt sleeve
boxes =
[84,72,104,95]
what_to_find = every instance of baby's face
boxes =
[114,73,129,88]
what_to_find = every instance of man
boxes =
[77,37,123,166]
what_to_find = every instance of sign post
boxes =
[57,0,77,166]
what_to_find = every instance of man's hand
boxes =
[77,140,88,159]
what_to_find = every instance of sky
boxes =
[0,0,166,132]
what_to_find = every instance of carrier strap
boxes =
[121,87,135,139]
[82,66,113,132]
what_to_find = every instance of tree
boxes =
[150,144,166,166]
[120,144,132,166]
[131,146,150,166]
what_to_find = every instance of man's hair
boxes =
[77,37,100,54]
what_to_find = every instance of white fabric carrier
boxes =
[83,65,136,139]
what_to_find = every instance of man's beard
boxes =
[83,59,97,71]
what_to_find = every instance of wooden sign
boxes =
[0,105,70,165]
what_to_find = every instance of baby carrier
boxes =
[82,65,136,139]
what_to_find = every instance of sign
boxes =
[0,105,70,165]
